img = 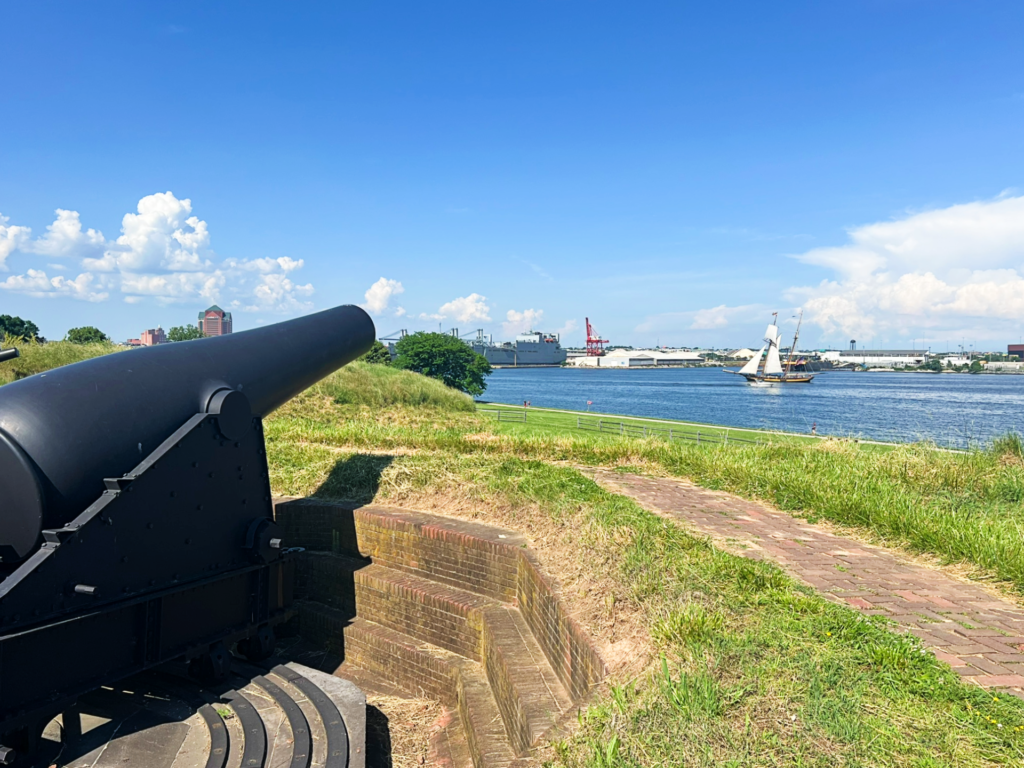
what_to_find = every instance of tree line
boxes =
[2,314,493,395]
[0,314,205,345]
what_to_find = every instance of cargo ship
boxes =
[471,330,567,367]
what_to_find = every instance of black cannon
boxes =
[0,348,17,364]
[0,304,374,760]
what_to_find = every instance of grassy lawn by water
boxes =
[264,363,1024,766]
[478,401,822,446]
[8,352,1024,763]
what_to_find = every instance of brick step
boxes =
[278,500,525,601]
[298,601,529,767]
[277,500,606,763]
[300,554,573,751]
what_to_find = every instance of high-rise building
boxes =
[198,306,233,337]
[140,327,166,346]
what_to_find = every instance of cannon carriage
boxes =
[0,305,374,763]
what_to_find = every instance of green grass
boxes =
[267,440,1024,766]
[262,365,1024,764]
[0,335,120,384]
[269,368,1024,595]
[310,361,476,410]
[479,402,819,446]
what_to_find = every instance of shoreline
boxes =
[475,399,910,447]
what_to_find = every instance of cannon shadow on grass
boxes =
[311,453,396,506]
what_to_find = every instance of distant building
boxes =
[726,348,757,360]
[198,306,233,336]
[571,348,704,367]
[821,349,927,368]
[140,327,166,346]
[1009,344,1024,359]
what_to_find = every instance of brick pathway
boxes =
[591,469,1024,696]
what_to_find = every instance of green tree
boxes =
[0,315,40,340]
[359,340,393,365]
[167,325,205,342]
[66,326,109,344]
[394,332,492,395]
[969,360,983,374]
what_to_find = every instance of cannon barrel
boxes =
[0,304,374,561]
[0,348,18,364]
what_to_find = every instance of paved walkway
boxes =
[591,469,1024,696]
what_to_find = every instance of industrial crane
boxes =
[585,317,608,356]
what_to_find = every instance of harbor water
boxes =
[481,367,1024,448]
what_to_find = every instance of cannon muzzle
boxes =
[0,348,18,364]
[0,304,374,561]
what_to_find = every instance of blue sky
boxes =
[2,1,1024,350]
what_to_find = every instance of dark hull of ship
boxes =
[725,370,816,383]
[742,373,815,383]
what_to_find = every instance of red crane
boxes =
[585,317,608,356]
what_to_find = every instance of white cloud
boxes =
[361,277,405,315]
[556,319,578,336]
[0,214,31,270]
[0,269,108,301]
[230,256,304,274]
[26,209,106,259]
[502,308,543,336]
[787,194,1024,342]
[109,192,212,272]
[245,273,314,312]
[0,192,318,312]
[436,293,491,323]
[120,271,225,303]
[690,305,733,329]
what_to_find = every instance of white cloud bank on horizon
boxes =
[681,194,1024,343]
[0,193,314,312]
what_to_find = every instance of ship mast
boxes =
[784,310,803,376]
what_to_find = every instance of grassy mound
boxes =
[0,337,119,385]
[307,362,475,410]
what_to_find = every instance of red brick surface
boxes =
[276,498,604,765]
[591,470,1024,698]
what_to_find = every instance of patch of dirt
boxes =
[365,693,445,768]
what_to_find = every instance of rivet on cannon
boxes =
[74,585,97,596]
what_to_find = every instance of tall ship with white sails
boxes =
[727,311,815,384]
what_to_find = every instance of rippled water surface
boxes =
[481,367,1024,447]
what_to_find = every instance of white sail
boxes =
[738,345,766,375]
[763,325,784,375]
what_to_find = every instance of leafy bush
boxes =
[358,340,392,365]
[394,332,491,395]
[66,326,109,344]
[167,325,205,341]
